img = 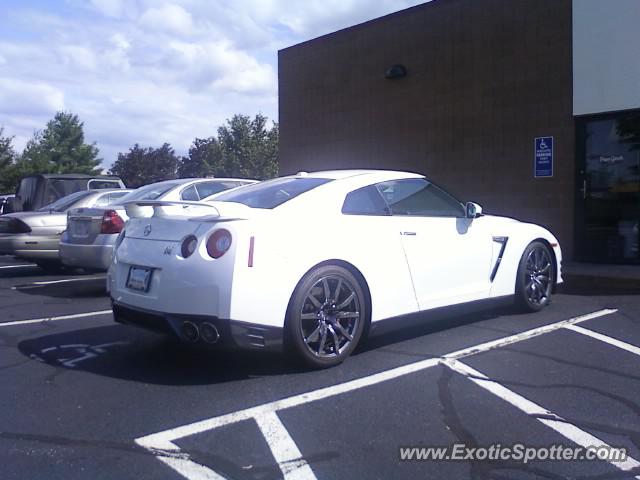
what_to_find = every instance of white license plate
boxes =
[126,266,152,292]
[71,220,90,237]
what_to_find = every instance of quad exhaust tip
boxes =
[181,321,199,342]
[200,322,220,344]
[181,321,219,344]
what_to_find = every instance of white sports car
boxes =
[108,170,562,368]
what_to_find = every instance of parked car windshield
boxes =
[116,181,183,203]
[38,190,94,212]
[213,177,332,209]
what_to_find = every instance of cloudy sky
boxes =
[0,0,426,168]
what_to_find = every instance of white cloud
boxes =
[58,45,98,71]
[168,40,276,94]
[140,4,194,35]
[0,79,64,116]
[0,0,427,168]
[90,0,125,18]
[103,33,131,71]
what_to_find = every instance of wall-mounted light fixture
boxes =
[384,64,407,79]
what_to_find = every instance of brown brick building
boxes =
[278,0,640,263]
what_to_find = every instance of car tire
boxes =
[515,241,555,312]
[285,265,367,369]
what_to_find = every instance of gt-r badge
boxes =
[163,246,173,255]
[144,224,152,236]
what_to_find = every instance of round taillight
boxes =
[181,235,198,258]
[206,229,232,259]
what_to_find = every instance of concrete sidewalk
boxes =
[561,262,640,292]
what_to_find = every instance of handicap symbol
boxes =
[539,138,549,150]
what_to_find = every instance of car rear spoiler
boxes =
[123,200,250,221]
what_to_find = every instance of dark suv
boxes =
[10,174,126,212]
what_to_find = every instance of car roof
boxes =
[178,177,258,183]
[25,174,123,180]
[149,178,256,186]
[292,169,425,181]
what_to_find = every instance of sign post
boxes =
[534,136,553,178]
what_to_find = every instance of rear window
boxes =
[88,179,122,189]
[43,179,87,206]
[213,177,332,209]
[39,190,93,212]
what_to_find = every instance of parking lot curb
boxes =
[561,273,640,293]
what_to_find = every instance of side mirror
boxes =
[465,201,483,218]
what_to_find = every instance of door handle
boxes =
[579,179,587,200]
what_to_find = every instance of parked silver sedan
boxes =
[0,189,131,270]
[59,178,256,271]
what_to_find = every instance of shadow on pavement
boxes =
[12,277,107,298]
[16,301,516,386]
[17,324,301,385]
[362,299,515,352]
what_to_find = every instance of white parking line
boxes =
[442,308,619,360]
[0,310,112,327]
[443,359,640,477]
[0,264,36,269]
[135,308,617,480]
[564,324,640,357]
[255,412,316,480]
[12,275,106,289]
[155,452,227,480]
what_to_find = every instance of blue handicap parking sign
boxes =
[534,136,553,178]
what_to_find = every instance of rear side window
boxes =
[93,193,111,207]
[181,185,199,201]
[196,181,242,199]
[342,185,390,216]
[107,191,129,204]
[376,179,465,217]
[17,177,37,210]
[214,177,332,209]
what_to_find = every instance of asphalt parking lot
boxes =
[1,254,640,480]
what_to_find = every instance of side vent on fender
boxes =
[490,236,509,282]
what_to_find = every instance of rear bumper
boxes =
[60,241,113,270]
[111,300,283,351]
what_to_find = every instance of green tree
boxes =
[0,127,19,193]
[178,114,278,180]
[109,143,179,188]
[19,111,102,175]
[215,114,278,180]
[177,137,221,178]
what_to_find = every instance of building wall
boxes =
[279,0,576,257]
[573,0,640,116]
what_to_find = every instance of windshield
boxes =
[116,181,183,203]
[38,190,93,212]
[213,177,332,209]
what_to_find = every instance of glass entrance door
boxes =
[578,111,640,263]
